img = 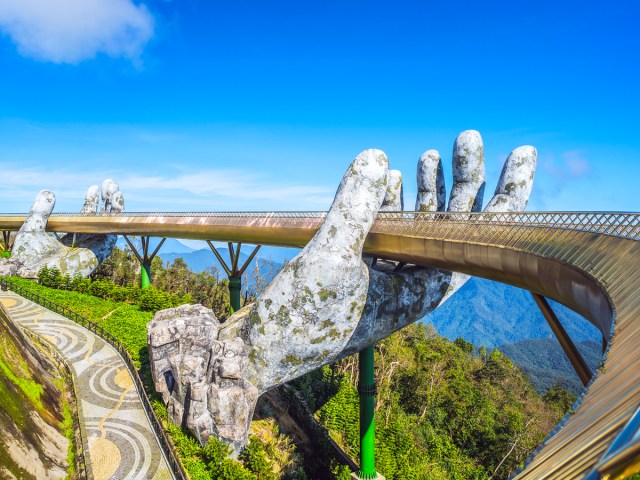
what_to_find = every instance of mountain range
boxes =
[425,276,602,347]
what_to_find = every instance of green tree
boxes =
[543,382,577,414]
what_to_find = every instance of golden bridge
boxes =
[1,210,639,479]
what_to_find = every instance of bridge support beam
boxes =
[531,292,593,386]
[206,241,261,315]
[353,344,384,480]
[123,236,166,289]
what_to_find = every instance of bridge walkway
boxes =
[0,291,173,480]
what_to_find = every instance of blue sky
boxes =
[0,0,638,214]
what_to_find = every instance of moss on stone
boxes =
[321,320,335,329]
[327,329,341,341]
[281,355,303,366]
[317,289,337,302]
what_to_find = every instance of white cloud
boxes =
[0,0,154,63]
[0,163,335,212]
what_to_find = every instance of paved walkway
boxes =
[0,292,173,480]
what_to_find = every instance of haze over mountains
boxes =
[118,237,602,393]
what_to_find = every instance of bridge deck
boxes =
[1,211,639,478]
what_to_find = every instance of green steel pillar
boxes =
[123,236,166,290]
[357,344,380,480]
[229,276,241,313]
[205,241,262,320]
[2,231,12,257]
[141,263,151,289]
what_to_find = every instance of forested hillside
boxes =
[426,277,601,347]
[6,259,577,479]
[294,327,569,479]
[499,338,602,394]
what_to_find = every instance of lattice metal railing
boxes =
[0,211,638,241]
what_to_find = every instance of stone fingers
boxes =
[242,149,389,392]
[485,146,537,212]
[10,191,62,271]
[110,191,125,213]
[438,145,537,306]
[102,180,120,213]
[19,190,55,232]
[447,130,486,213]
[80,185,100,214]
[381,169,403,211]
[71,180,123,265]
[416,149,445,212]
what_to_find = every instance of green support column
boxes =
[123,236,166,290]
[2,231,12,257]
[206,241,262,320]
[229,276,241,313]
[141,263,152,289]
[354,344,383,480]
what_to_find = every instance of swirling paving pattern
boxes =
[0,292,173,480]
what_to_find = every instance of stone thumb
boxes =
[21,190,55,232]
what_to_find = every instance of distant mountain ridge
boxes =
[157,245,299,275]
[424,277,604,394]
[499,339,602,394]
[116,236,300,275]
[116,237,197,255]
[424,277,602,348]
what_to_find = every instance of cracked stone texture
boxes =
[148,304,258,456]
[0,182,123,278]
[148,130,537,453]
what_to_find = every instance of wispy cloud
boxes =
[0,164,335,212]
[563,150,591,177]
[541,150,592,184]
[0,0,154,64]
[528,150,597,211]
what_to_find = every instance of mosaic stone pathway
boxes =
[0,292,173,480]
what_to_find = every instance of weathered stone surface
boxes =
[381,169,403,211]
[485,146,537,212]
[147,304,258,455]
[448,130,486,212]
[416,149,445,212]
[81,185,99,214]
[147,131,538,455]
[0,182,124,278]
[243,149,388,392]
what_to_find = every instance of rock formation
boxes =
[147,304,258,455]
[147,130,538,453]
[0,181,124,278]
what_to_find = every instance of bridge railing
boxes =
[3,280,188,480]
[1,211,638,240]
[374,211,640,241]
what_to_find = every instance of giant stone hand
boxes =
[147,130,537,454]
[0,180,124,278]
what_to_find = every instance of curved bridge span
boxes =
[1,211,639,479]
